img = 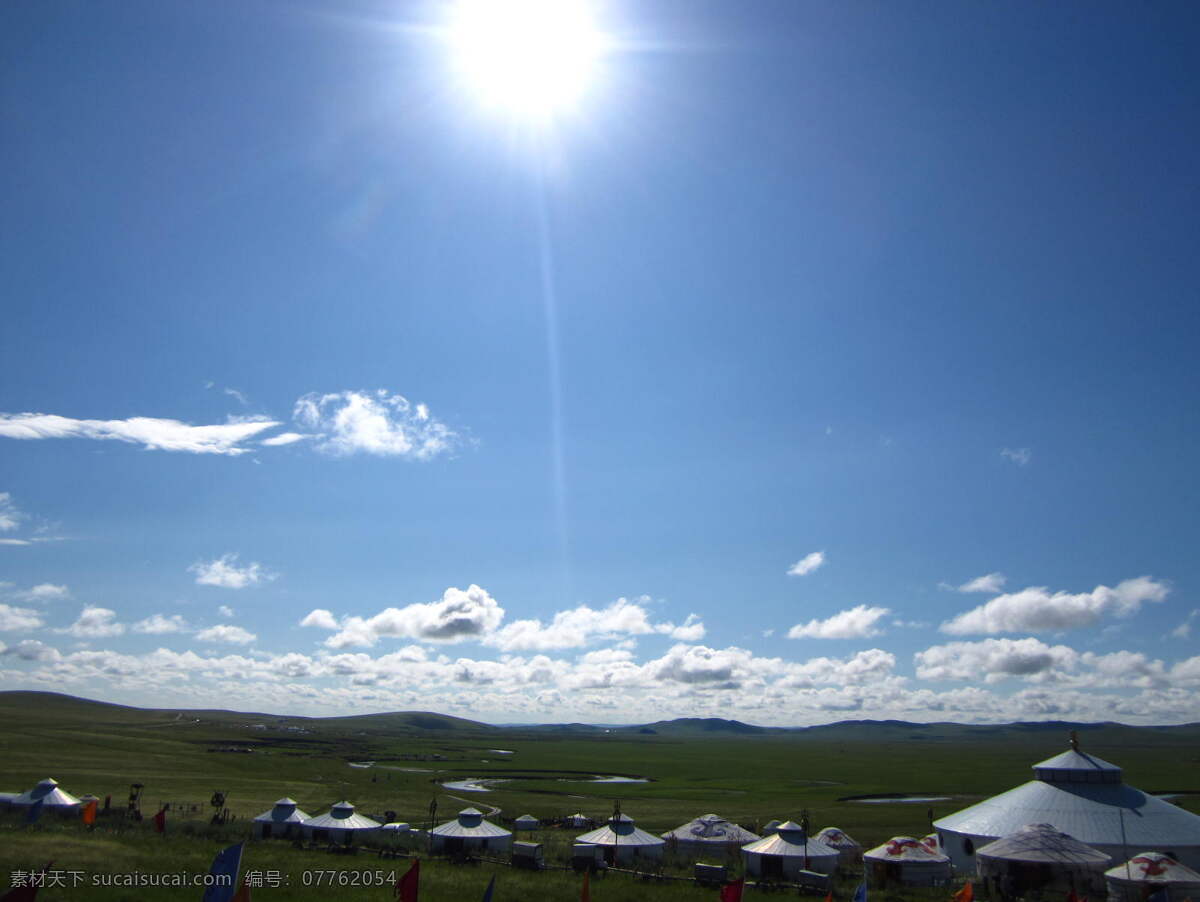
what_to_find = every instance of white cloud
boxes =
[940,576,1169,635]
[0,639,61,662]
[189,554,275,589]
[0,539,32,546]
[956,572,1007,594]
[486,598,704,652]
[780,648,898,687]
[0,492,22,531]
[218,605,234,618]
[260,432,307,446]
[300,609,339,630]
[224,388,249,406]
[787,551,825,577]
[196,625,256,645]
[0,604,44,632]
[787,605,890,639]
[324,585,504,648]
[20,583,70,602]
[1001,447,1032,466]
[293,390,459,460]
[916,638,1079,684]
[665,613,706,641]
[60,606,124,638]
[133,614,189,635]
[1171,609,1199,640]
[0,412,281,455]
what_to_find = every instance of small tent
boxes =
[816,827,863,865]
[303,801,381,845]
[430,808,513,855]
[976,823,1110,897]
[576,814,666,865]
[564,813,591,828]
[11,778,81,812]
[253,797,311,839]
[662,814,759,859]
[741,822,841,879]
[1105,853,1200,902]
[513,814,540,831]
[863,836,952,887]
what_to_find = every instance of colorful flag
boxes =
[853,882,868,902]
[954,882,973,902]
[396,859,419,902]
[720,878,745,902]
[201,843,245,902]
[480,875,495,902]
[82,800,97,826]
[581,870,590,902]
[153,808,166,834]
[24,800,43,825]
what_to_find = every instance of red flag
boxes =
[954,882,974,902]
[396,860,419,902]
[153,808,166,834]
[231,881,251,902]
[581,871,590,902]
[1067,892,1079,902]
[82,800,97,826]
[825,894,834,902]
[0,862,52,901]
[720,878,745,902]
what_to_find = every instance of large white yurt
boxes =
[934,743,1200,871]
[575,814,666,865]
[430,808,513,855]
[976,823,1111,898]
[863,836,953,887]
[513,814,540,831]
[815,827,863,865]
[253,797,311,839]
[1105,853,1200,902]
[303,801,381,844]
[11,778,81,812]
[662,814,760,859]
[742,822,841,879]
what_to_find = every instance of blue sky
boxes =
[1,0,1198,724]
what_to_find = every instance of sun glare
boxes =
[447,0,606,121]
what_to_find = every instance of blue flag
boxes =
[201,843,244,902]
[25,800,44,824]
[853,882,867,902]
[481,875,495,902]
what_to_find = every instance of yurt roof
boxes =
[816,827,861,849]
[254,799,311,824]
[305,801,381,831]
[1105,853,1200,886]
[514,814,539,824]
[663,814,759,844]
[864,836,951,863]
[742,833,841,860]
[12,778,81,808]
[977,823,1111,864]
[576,816,666,849]
[933,773,1200,850]
[431,808,511,838]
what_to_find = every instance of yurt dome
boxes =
[564,812,591,828]
[976,823,1111,897]
[12,778,81,809]
[741,822,841,878]
[663,814,759,858]
[430,808,513,853]
[934,742,1200,871]
[1105,853,1200,902]
[863,836,952,887]
[815,827,862,861]
[575,814,666,864]
[513,814,540,831]
[253,797,311,838]
[762,819,783,835]
[304,801,381,843]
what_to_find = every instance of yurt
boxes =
[922,833,941,852]
[513,814,540,831]
[303,801,381,844]
[815,827,863,866]
[1105,853,1200,902]
[575,814,666,865]
[863,836,953,887]
[253,797,311,839]
[11,778,81,813]
[565,813,591,828]
[762,819,783,835]
[742,822,841,879]
[662,814,759,859]
[430,808,513,855]
[934,743,1200,871]
[976,823,1111,898]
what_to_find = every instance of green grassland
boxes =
[1,691,1197,901]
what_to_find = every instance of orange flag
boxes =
[825,894,834,902]
[82,801,97,826]
[581,871,590,902]
[954,882,973,902]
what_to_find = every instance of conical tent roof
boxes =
[431,807,511,838]
[663,813,759,845]
[576,815,665,849]
[978,823,1111,865]
[742,830,841,862]
[864,836,950,862]
[12,778,81,808]
[255,797,311,824]
[816,827,861,850]
[304,801,381,831]
[1106,853,1200,887]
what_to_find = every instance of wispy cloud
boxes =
[223,387,249,406]
[0,412,280,456]
[260,432,307,446]
[293,390,459,460]
[1000,447,1032,466]
[133,614,189,635]
[189,554,276,589]
[787,551,825,577]
[1171,609,1200,640]
[218,605,234,619]
[787,605,890,639]
[0,493,22,532]
[950,572,1007,594]
[196,624,256,645]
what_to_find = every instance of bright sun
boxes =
[447,0,606,121]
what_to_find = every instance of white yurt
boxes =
[662,814,760,859]
[762,819,783,835]
[815,827,863,865]
[565,813,591,828]
[934,743,1200,871]
[513,814,540,831]
[253,797,311,839]
[575,814,666,865]
[742,822,841,879]
[303,801,381,844]
[976,823,1111,898]
[430,808,513,855]
[863,836,953,887]
[1105,853,1200,902]
[11,778,81,812]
